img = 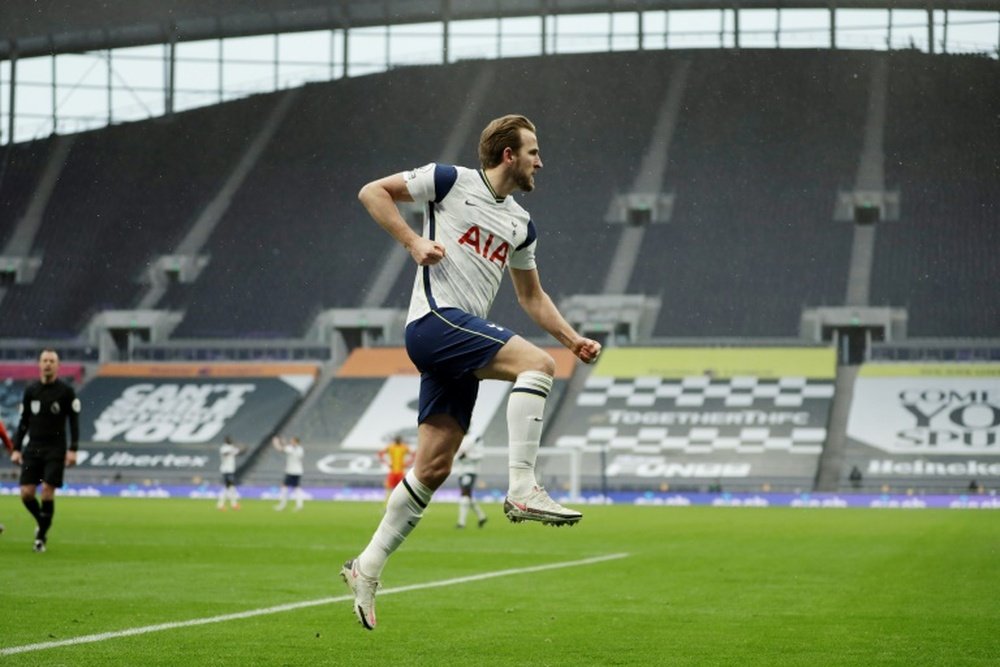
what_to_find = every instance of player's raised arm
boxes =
[509,266,602,364]
[357,173,445,266]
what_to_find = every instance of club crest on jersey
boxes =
[51,402,61,415]
[509,220,520,245]
[457,225,510,268]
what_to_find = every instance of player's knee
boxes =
[523,348,555,376]
[415,457,453,490]
[420,465,451,490]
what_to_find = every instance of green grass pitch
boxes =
[1,495,998,666]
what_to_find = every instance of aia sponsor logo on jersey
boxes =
[457,225,510,268]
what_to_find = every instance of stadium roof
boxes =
[2,0,999,60]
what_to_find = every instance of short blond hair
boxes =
[478,114,536,169]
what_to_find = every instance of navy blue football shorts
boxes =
[405,307,515,432]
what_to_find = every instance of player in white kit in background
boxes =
[217,436,245,511]
[272,435,306,511]
[454,432,487,529]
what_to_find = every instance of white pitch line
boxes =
[0,552,629,656]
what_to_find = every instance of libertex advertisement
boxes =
[845,363,1000,484]
[74,363,317,474]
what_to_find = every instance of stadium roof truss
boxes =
[2,0,999,60]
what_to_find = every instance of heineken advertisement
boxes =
[844,363,1000,487]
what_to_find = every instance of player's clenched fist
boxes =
[410,238,446,265]
[574,337,602,364]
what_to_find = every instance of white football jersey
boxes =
[219,443,240,473]
[283,444,305,475]
[403,163,538,324]
[454,433,484,476]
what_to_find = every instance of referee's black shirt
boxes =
[13,379,80,452]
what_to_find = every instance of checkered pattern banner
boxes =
[555,375,834,455]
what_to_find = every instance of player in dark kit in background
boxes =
[10,349,81,552]
[0,419,12,454]
[0,418,12,536]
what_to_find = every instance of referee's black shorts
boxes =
[19,447,68,488]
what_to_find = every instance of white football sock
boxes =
[507,370,553,498]
[457,496,470,527]
[358,470,433,578]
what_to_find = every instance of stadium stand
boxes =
[143,50,682,340]
[0,95,271,338]
[169,63,485,338]
[0,140,55,250]
[634,50,870,337]
[872,52,1000,337]
[1,49,996,344]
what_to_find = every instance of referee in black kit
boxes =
[10,349,81,553]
